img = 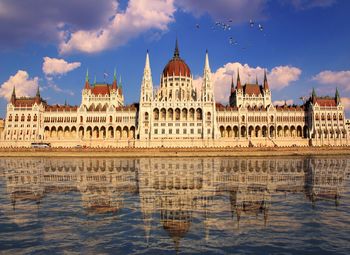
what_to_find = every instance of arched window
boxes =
[207,112,211,121]
[80,116,83,122]
[33,114,37,121]
[109,116,112,123]
[339,113,343,120]
[27,115,31,121]
[15,114,18,122]
[327,113,331,121]
[144,112,149,121]
[315,113,319,121]
[333,114,337,121]
[8,114,12,121]
[321,113,325,121]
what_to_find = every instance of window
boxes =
[154,129,158,134]
[162,129,165,134]
[198,129,202,134]
[191,129,194,134]
[183,129,187,134]
[207,129,211,134]
[169,129,172,134]
[176,129,180,134]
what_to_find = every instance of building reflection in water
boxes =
[0,157,349,252]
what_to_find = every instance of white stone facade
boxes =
[0,41,348,148]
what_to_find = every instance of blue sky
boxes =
[0,0,350,117]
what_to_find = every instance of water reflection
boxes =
[0,157,349,254]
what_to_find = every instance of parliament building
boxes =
[0,40,348,148]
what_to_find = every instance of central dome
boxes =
[162,39,191,78]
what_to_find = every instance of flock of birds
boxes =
[195,19,265,50]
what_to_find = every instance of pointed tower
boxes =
[174,37,180,59]
[263,70,269,91]
[202,50,214,102]
[335,88,340,105]
[255,75,258,85]
[138,50,154,140]
[229,75,235,106]
[118,75,123,96]
[35,85,41,104]
[11,86,16,104]
[236,69,242,90]
[262,69,272,107]
[140,50,153,103]
[84,69,90,90]
[312,87,317,104]
[112,68,118,91]
[201,50,218,139]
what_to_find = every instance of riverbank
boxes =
[0,146,349,158]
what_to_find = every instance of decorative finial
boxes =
[174,37,180,58]
[85,68,89,82]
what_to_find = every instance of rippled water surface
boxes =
[0,156,349,255]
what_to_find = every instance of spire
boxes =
[335,87,340,105]
[118,75,123,95]
[112,68,118,90]
[36,85,40,97]
[312,87,316,98]
[255,75,258,85]
[263,70,269,90]
[85,68,89,82]
[12,86,16,97]
[64,99,67,106]
[11,86,16,104]
[204,49,210,71]
[145,50,151,70]
[94,75,96,85]
[236,69,242,89]
[230,75,235,93]
[174,37,180,58]
[312,87,317,103]
[35,85,41,104]
[84,68,90,89]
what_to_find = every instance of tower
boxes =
[202,50,214,103]
[140,50,153,103]
[11,86,16,104]
[201,50,218,139]
[138,50,154,140]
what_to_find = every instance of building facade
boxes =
[0,40,348,148]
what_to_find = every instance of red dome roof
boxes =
[162,39,191,78]
[163,58,191,78]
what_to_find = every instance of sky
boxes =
[0,0,350,117]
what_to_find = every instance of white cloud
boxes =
[0,0,117,49]
[42,57,81,76]
[269,66,302,90]
[59,0,176,54]
[313,70,350,91]
[0,70,39,101]
[273,99,294,106]
[193,61,301,104]
[341,97,350,111]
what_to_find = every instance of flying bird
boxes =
[196,24,200,29]
[258,24,264,31]
[249,19,254,27]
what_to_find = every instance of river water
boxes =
[0,156,349,254]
